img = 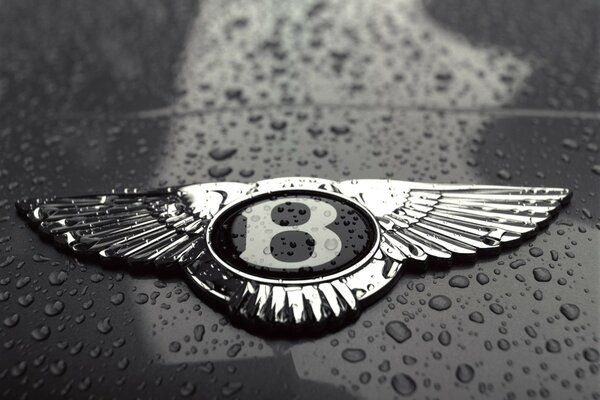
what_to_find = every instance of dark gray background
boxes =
[0,1,598,399]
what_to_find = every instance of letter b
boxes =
[240,197,341,270]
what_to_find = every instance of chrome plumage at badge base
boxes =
[16,177,571,334]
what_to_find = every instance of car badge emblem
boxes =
[16,177,571,333]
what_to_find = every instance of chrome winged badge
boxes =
[16,178,571,333]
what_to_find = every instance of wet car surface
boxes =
[1,1,599,399]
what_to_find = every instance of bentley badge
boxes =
[16,177,571,333]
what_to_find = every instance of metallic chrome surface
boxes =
[17,177,571,332]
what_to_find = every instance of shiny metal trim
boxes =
[16,177,571,333]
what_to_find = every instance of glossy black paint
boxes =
[0,1,598,399]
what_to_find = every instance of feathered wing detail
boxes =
[336,180,571,265]
[16,183,250,271]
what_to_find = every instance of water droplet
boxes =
[497,169,512,180]
[546,339,561,353]
[77,377,91,391]
[0,256,15,268]
[96,317,113,334]
[391,373,417,396]
[169,341,181,352]
[330,125,350,135]
[562,138,579,149]
[583,348,599,362]
[180,382,196,397]
[48,270,68,286]
[428,295,452,311]
[403,355,417,365]
[16,276,31,289]
[342,348,366,363]
[208,165,232,178]
[209,148,237,161]
[17,294,33,307]
[199,362,214,374]
[270,121,287,130]
[221,381,243,396]
[324,238,339,250]
[469,311,484,323]
[44,300,65,316]
[49,360,66,376]
[533,267,552,282]
[193,324,205,342]
[529,247,544,257]
[359,372,371,384]
[476,273,489,285]
[386,321,412,343]
[11,361,27,377]
[489,303,504,315]
[3,313,19,327]
[559,303,580,320]
[31,325,51,341]
[240,169,254,178]
[110,292,125,305]
[135,293,149,304]
[313,149,328,158]
[438,330,451,346]
[456,363,475,383]
[32,253,50,262]
[525,325,538,338]
[449,275,469,288]
[117,357,129,370]
[227,343,241,357]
